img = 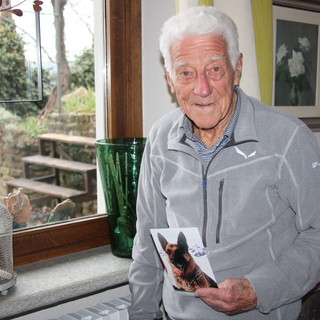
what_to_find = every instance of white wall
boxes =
[142,0,177,135]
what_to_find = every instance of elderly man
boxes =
[128,6,320,320]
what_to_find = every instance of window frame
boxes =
[13,0,142,266]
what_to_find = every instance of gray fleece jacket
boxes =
[128,88,320,320]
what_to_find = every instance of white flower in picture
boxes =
[288,50,305,78]
[298,37,311,52]
[276,43,288,64]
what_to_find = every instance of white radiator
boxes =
[55,295,131,320]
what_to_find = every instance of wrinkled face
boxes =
[167,34,242,132]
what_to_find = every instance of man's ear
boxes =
[233,53,243,87]
[166,72,175,94]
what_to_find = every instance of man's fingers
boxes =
[195,279,258,315]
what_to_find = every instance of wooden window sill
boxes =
[13,214,110,266]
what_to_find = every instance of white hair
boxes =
[159,6,240,75]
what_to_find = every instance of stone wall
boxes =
[46,112,95,138]
[0,137,38,198]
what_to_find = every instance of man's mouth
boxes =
[194,102,214,108]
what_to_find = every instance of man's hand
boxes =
[195,278,258,315]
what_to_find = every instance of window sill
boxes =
[0,245,131,319]
[13,215,110,266]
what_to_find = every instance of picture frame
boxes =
[272,5,320,122]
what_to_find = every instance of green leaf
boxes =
[117,215,136,238]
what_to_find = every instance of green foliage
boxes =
[0,106,47,148]
[0,22,95,118]
[42,67,55,99]
[0,19,28,102]
[0,18,51,117]
[22,115,48,137]
[70,47,95,90]
[65,47,95,113]
[62,87,95,113]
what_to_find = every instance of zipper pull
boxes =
[219,179,224,191]
[203,178,207,201]
[216,179,224,244]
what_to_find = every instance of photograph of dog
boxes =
[157,231,218,292]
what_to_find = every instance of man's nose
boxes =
[193,73,211,96]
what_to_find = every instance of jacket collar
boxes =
[232,87,258,145]
[168,87,258,151]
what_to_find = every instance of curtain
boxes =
[251,0,273,105]
[198,0,214,5]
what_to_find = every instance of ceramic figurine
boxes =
[3,188,31,225]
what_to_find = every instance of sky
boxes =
[13,0,94,69]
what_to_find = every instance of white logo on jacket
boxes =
[312,161,320,168]
[235,146,256,159]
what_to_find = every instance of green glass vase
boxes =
[96,138,146,258]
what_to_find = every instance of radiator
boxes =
[56,295,131,320]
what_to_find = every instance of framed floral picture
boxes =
[272,5,320,119]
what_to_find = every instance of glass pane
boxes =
[0,0,42,102]
[0,0,100,231]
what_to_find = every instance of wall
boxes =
[46,113,96,138]
[0,109,39,199]
[0,135,38,199]
[142,0,177,135]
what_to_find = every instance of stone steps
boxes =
[6,134,97,203]
[6,178,86,200]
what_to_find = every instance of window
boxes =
[10,0,142,265]
[1,0,98,230]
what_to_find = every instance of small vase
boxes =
[96,138,146,258]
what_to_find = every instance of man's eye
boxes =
[181,71,191,77]
[207,66,225,80]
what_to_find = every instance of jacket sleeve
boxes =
[128,138,168,320]
[246,124,320,314]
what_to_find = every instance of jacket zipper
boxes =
[216,179,224,244]
[202,168,225,245]
[202,166,208,247]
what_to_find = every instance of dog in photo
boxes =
[158,231,218,291]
